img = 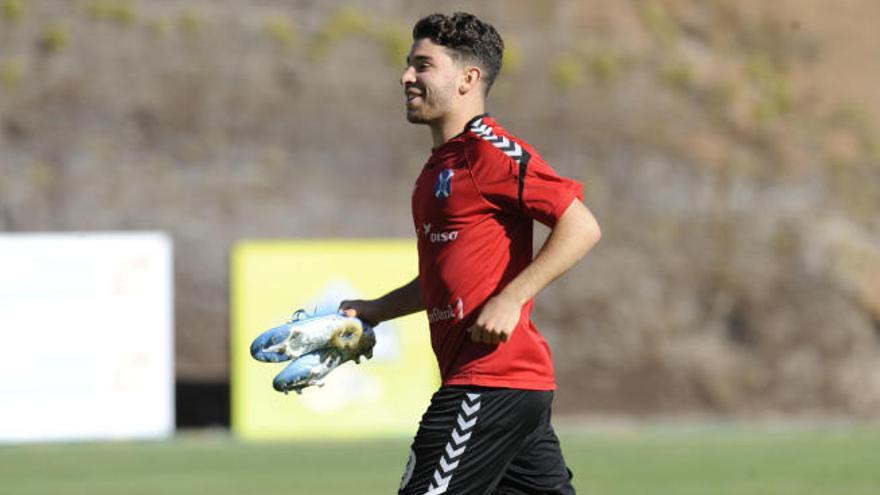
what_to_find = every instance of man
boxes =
[340,12,601,495]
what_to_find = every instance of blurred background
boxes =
[1,0,879,492]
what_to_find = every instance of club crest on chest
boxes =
[434,168,455,199]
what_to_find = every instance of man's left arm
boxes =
[468,199,601,344]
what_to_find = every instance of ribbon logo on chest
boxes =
[434,168,455,199]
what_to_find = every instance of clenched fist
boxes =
[467,293,522,344]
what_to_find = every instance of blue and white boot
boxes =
[250,310,376,394]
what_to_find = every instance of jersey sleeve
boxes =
[467,142,584,227]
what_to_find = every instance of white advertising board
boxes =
[0,232,174,443]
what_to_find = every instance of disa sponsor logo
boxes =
[420,223,459,243]
[430,231,459,243]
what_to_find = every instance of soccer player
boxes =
[340,12,601,495]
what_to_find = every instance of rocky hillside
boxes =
[1,0,878,416]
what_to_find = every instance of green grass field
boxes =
[2,424,878,495]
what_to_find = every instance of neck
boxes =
[430,102,485,148]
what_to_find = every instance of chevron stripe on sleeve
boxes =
[469,117,532,208]
[468,118,531,166]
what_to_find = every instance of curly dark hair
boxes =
[412,12,504,95]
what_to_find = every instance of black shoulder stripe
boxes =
[518,152,531,209]
[468,117,532,209]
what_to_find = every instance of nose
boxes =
[401,65,416,86]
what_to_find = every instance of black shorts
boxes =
[398,386,575,495]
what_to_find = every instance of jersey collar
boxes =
[431,113,492,153]
[463,113,490,132]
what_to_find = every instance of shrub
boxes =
[265,15,297,48]
[308,7,370,61]
[40,23,70,53]
[179,8,202,34]
[2,0,24,23]
[551,54,586,90]
[638,0,680,46]
[0,59,23,88]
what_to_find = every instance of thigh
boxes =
[398,387,550,495]
[492,405,575,495]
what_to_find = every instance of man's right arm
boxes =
[338,277,424,326]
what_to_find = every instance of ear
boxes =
[459,65,482,95]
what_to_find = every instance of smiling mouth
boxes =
[405,86,423,104]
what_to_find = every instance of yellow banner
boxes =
[231,239,438,440]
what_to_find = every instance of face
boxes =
[401,38,462,124]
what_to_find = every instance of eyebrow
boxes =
[406,54,433,65]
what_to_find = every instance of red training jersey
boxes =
[411,114,584,390]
